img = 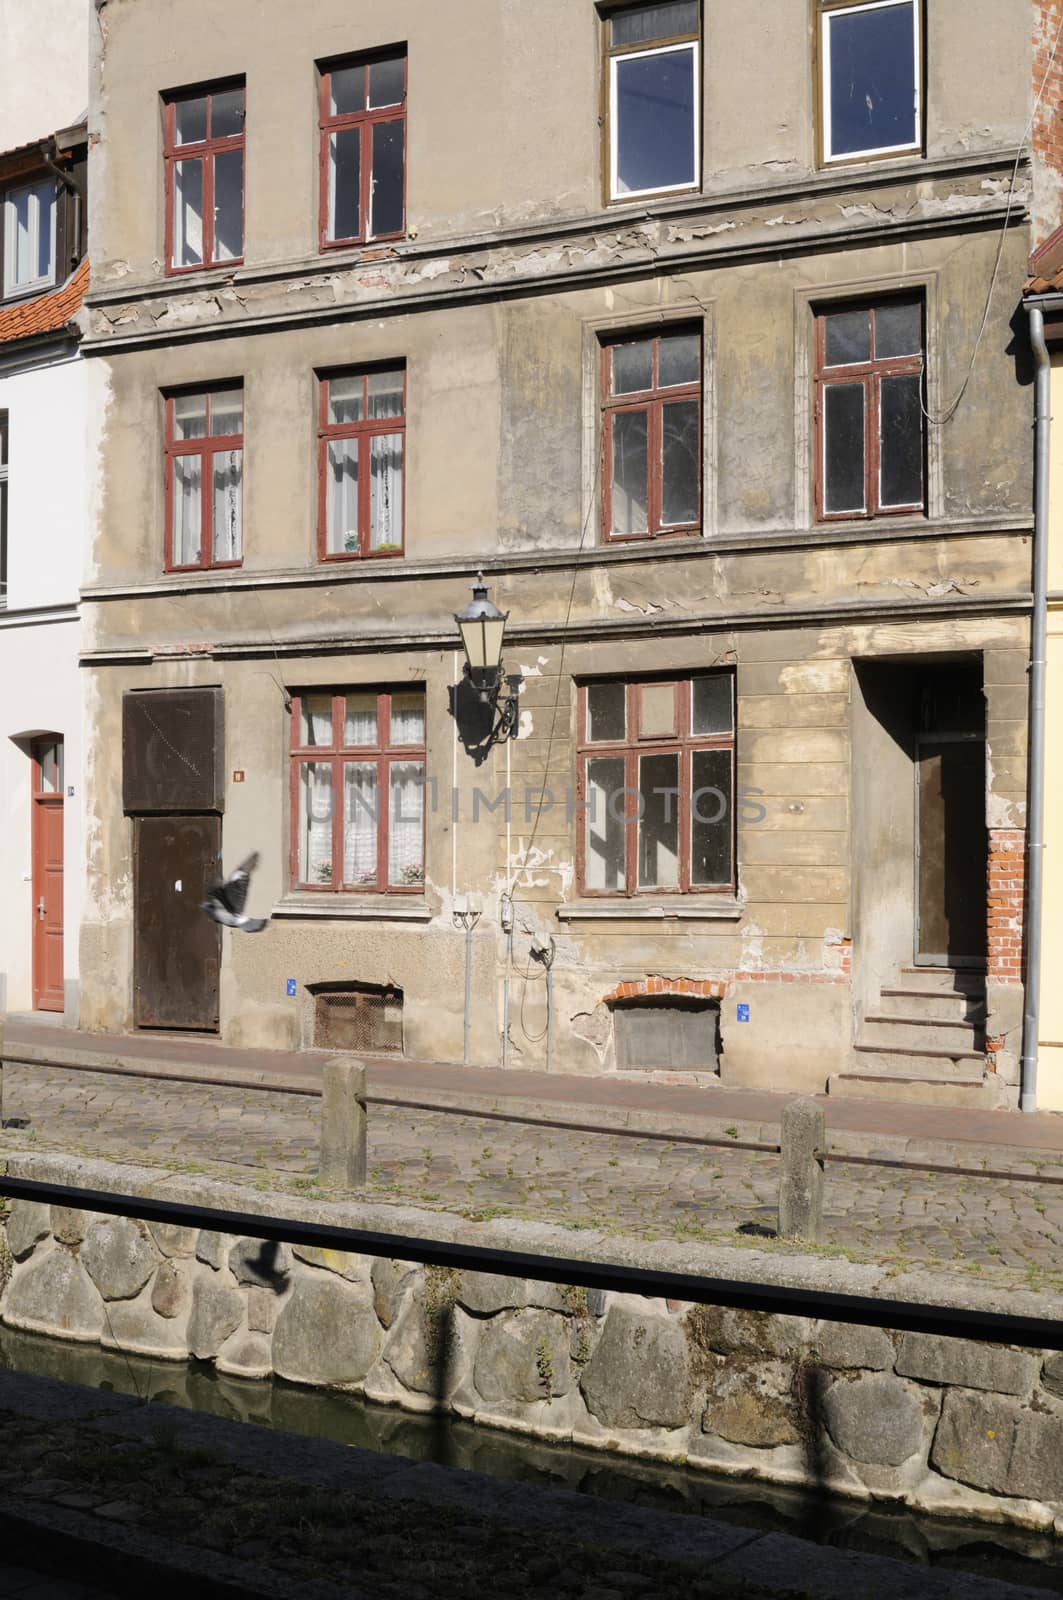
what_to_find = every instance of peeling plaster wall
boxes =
[79,0,1036,1096]
[88,0,1030,284]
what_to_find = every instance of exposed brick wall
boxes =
[602,978,727,1004]
[987,829,1027,985]
[1033,0,1063,245]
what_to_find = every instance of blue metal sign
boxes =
[286,979,297,997]
[736,1003,750,1022]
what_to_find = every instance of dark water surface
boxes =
[1,1323,1061,1594]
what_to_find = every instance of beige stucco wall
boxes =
[88,0,1031,286]
[1037,358,1063,1111]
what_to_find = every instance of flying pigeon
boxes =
[202,851,270,932]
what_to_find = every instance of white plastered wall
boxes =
[0,0,87,151]
[0,351,87,1015]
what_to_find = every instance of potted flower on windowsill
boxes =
[398,863,424,887]
[314,862,333,884]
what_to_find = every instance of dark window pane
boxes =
[879,373,923,507]
[827,1,917,158]
[329,127,361,240]
[174,96,207,145]
[875,298,922,359]
[330,65,365,116]
[586,757,627,891]
[211,89,244,139]
[638,752,679,889]
[692,675,732,735]
[658,331,700,387]
[615,45,696,195]
[587,682,626,742]
[692,748,732,886]
[824,307,870,366]
[213,148,243,260]
[369,55,405,108]
[661,399,699,526]
[370,120,404,235]
[612,1,698,47]
[823,382,866,513]
[611,339,654,395]
[610,410,649,534]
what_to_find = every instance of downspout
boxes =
[1020,304,1051,1113]
[40,144,83,275]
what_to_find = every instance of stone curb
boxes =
[5,1145,1063,1323]
[7,1044,1063,1177]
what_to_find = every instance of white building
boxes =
[0,3,89,1021]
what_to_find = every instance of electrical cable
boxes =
[921,5,1063,427]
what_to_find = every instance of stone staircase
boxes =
[828,964,1006,1108]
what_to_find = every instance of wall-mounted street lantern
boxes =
[454,573,520,743]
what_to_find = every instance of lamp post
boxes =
[454,574,520,742]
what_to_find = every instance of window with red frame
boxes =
[165,82,245,272]
[165,387,243,571]
[815,296,925,519]
[602,327,701,540]
[319,51,406,249]
[291,689,425,892]
[318,367,405,559]
[577,674,734,896]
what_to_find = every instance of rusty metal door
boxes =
[133,814,221,1030]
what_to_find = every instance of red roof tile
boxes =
[0,257,89,347]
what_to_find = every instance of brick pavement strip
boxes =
[3,1065,1063,1290]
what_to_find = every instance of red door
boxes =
[31,739,65,1012]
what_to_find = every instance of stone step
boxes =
[827,1071,1005,1109]
[877,987,988,1023]
[861,1014,984,1052]
[895,964,986,995]
[851,1041,987,1076]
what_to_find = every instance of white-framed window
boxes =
[606,2,700,201]
[2,179,57,298]
[820,0,921,165]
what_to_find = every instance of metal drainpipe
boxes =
[1020,304,1051,1113]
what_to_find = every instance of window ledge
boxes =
[556,900,743,922]
[271,897,432,923]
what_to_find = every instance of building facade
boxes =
[81,0,1034,1104]
[0,0,90,1023]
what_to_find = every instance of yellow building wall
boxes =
[1038,357,1063,1111]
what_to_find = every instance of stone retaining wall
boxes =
[3,1200,1063,1532]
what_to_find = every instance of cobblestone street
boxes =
[5,1064,1063,1286]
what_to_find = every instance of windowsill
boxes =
[556,899,743,922]
[271,896,432,922]
[1,275,57,304]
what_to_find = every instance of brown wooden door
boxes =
[31,739,64,1012]
[917,737,987,967]
[133,814,221,1031]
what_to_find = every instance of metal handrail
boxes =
[0,1171,1060,1347]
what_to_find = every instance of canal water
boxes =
[2,1322,1061,1594]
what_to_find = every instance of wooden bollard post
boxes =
[319,1058,367,1189]
[778,1097,825,1242]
